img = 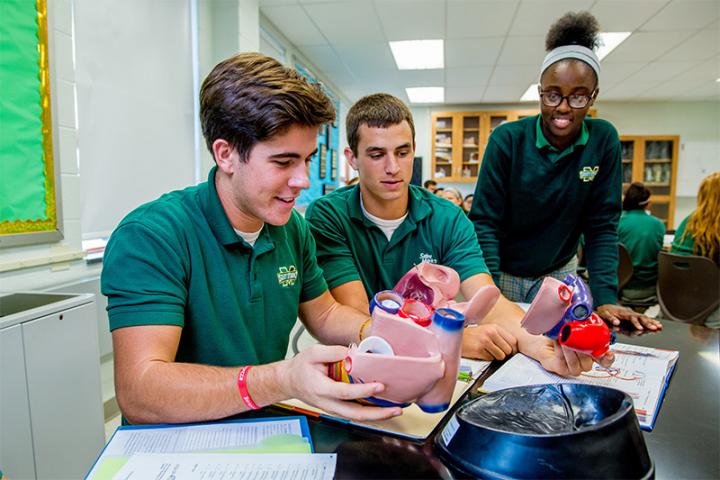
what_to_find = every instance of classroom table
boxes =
[266,320,719,479]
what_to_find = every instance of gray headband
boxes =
[540,45,601,81]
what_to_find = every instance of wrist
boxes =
[237,366,260,410]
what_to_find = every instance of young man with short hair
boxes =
[306,93,613,375]
[102,54,401,424]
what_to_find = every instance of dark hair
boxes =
[623,182,651,211]
[346,93,415,156]
[200,52,335,162]
[545,11,601,51]
[423,180,437,188]
[464,193,474,201]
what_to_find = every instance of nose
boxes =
[385,154,401,175]
[288,162,310,190]
[556,96,571,113]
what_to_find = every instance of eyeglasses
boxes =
[539,90,596,109]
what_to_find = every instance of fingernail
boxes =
[374,384,385,393]
[393,409,402,416]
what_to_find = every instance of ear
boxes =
[344,146,358,171]
[213,139,235,174]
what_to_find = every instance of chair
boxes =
[657,252,720,325]
[617,243,634,291]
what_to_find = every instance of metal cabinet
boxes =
[0,293,105,479]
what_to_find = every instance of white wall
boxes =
[413,101,720,226]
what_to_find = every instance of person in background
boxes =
[441,187,464,208]
[672,171,720,265]
[434,187,445,196]
[423,179,438,193]
[306,93,614,375]
[463,194,474,214]
[671,171,720,328]
[469,11,661,332]
[617,183,665,301]
[346,176,360,186]
[101,53,402,425]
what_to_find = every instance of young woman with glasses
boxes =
[469,11,662,332]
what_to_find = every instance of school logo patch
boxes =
[419,252,438,264]
[277,265,298,287]
[579,166,599,182]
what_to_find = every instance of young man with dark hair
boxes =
[102,54,402,424]
[423,179,437,193]
[306,93,613,375]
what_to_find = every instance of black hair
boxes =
[623,182,651,211]
[545,11,601,51]
[423,180,437,188]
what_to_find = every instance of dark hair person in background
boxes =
[423,179,438,193]
[671,171,720,328]
[618,182,665,301]
[469,11,661,332]
[463,194,474,214]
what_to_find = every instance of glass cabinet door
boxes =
[461,115,481,180]
[434,116,453,179]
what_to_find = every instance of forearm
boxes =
[301,291,369,346]
[483,296,548,357]
[116,359,288,424]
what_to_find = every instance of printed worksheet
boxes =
[112,453,336,480]
[481,343,678,429]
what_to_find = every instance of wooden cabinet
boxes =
[620,136,679,229]
[431,110,538,183]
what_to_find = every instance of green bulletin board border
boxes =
[0,0,61,244]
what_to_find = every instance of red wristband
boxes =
[237,366,260,410]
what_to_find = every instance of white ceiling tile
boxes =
[398,69,445,86]
[599,62,648,87]
[634,79,703,99]
[663,57,720,86]
[261,5,327,46]
[446,86,486,104]
[602,81,664,100]
[483,84,528,102]
[301,44,349,73]
[659,28,720,61]
[601,30,696,62]
[488,65,539,85]
[259,0,298,6]
[675,81,720,99]
[496,36,545,65]
[446,67,493,86]
[446,1,519,38]
[508,0,594,36]
[333,42,396,75]
[590,1,667,32]
[446,37,505,67]
[624,61,704,83]
[302,2,386,44]
[375,1,445,41]
[641,1,720,31]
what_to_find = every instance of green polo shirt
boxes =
[535,115,589,162]
[671,214,696,257]
[305,184,489,298]
[101,167,328,367]
[618,209,665,290]
[470,114,622,306]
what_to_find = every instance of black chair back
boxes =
[657,252,720,324]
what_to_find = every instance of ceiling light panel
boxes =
[406,87,444,103]
[389,40,444,70]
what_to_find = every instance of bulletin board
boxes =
[0,0,63,248]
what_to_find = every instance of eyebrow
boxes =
[364,143,411,153]
[269,148,318,159]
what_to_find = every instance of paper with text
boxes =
[112,453,336,480]
[480,343,678,429]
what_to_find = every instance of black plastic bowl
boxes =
[435,384,653,479]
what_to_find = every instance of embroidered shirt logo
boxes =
[277,265,298,287]
[579,166,599,182]
[419,252,438,264]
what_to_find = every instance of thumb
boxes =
[305,345,351,364]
